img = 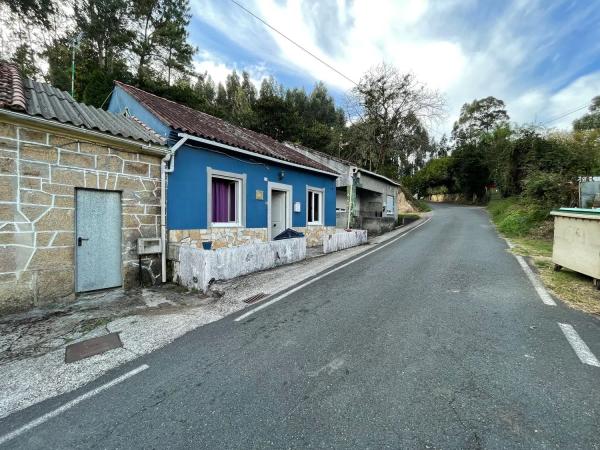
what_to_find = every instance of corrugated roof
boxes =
[115,81,337,174]
[286,142,401,186]
[0,61,163,145]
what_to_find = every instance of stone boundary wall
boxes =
[0,121,163,314]
[353,216,396,236]
[172,237,306,292]
[323,230,368,254]
[169,225,336,250]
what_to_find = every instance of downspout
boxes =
[347,168,355,229]
[161,135,189,283]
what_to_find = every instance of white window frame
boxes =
[386,194,395,216]
[207,167,246,228]
[267,181,293,240]
[306,186,324,226]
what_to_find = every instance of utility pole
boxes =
[70,33,82,98]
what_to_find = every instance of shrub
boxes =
[488,197,550,237]
[521,171,574,208]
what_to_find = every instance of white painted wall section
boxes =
[175,238,307,292]
[323,230,368,254]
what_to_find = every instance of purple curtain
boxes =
[212,179,235,222]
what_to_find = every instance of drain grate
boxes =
[65,332,122,363]
[243,292,267,304]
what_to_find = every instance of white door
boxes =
[271,190,287,238]
[76,189,122,292]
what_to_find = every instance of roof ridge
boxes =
[115,81,283,146]
[113,80,337,174]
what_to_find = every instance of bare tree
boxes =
[345,62,445,176]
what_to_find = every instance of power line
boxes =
[540,103,590,126]
[228,0,358,86]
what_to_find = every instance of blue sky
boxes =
[188,0,600,135]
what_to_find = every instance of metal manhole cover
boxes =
[65,332,123,363]
[243,293,267,304]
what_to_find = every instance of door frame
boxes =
[267,181,293,240]
[75,187,123,293]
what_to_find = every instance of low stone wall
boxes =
[172,237,306,292]
[427,193,465,203]
[353,216,395,236]
[169,225,335,249]
[169,228,268,250]
[295,225,337,247]
[322,230,367,254]
[0,121,163,314]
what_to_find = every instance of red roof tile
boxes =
[115,81,337,175]
[0,62,26,111]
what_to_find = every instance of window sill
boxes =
[306,222,323,226]
[210,223,244,228]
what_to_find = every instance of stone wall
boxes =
[172,237,307,292]
[295,225,337,247]
[169,228,268,250]
[323,230,368,254]
[0,120,163,314]
[169,225,336,249]
[354,216,396,236]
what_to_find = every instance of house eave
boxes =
[0,109,167,156]
[178,133,339,178]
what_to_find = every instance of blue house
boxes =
[108,82,339,254]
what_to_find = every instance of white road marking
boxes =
[514,255,556,306]
[235,217,432,322]
[558,323,600,367]
[0,364,149,446]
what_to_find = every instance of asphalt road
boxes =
[2,204,600,449]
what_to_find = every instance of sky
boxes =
[189,0,600,136]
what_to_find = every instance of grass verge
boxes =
[488,198,600,316]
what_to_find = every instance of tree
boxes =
[347,62,445,176]
[1,0,55,27]
[573,96,600,131]
[130,0,195,85]
[10,43,38,78]
[452,96,509,145]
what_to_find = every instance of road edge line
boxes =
[0,364,149,446]
[514,254,556,306]
[234,217,432,322]
[558,323,600,367]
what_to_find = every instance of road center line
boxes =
[234,217,432,322]
[558,323,600,367]
[514,255,556,306]
[0,364,149,446]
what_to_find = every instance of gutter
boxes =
[178,133,339,178]
[160,135,189,283]
[0,109,166,155]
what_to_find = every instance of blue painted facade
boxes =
[167,144,336,230]
[108,86,337,231]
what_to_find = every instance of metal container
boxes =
[551,208,600,288]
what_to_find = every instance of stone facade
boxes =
[169,225,336,250]
[0,121,164,314]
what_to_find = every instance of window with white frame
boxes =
[208,169,245,227]
[386,195,395,215]
[307,187,324,225]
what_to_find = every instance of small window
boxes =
[307,188,323,225]
[212,177,239,224]
[386,195,394,215]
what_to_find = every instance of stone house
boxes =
[0,62,166,314]
[290,146,412,235]
[108,82,339,259]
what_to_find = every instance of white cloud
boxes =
[193,50,270,90]
[190,0,599,135]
